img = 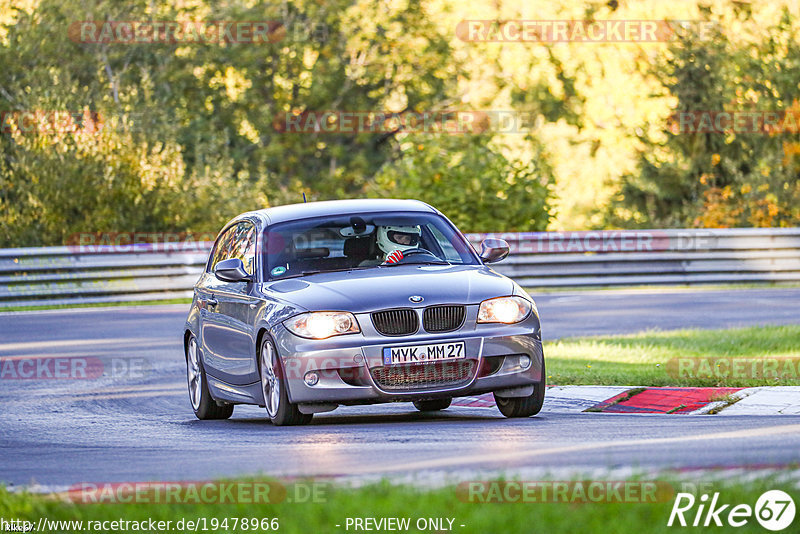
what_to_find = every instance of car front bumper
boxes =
[271,306,544,406]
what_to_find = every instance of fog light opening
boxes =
[519,355,531,369]
[304,371,320,386]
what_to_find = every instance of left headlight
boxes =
[477,296,532,324]
[284,311,360,339]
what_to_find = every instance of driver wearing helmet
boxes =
[360,225,422,265]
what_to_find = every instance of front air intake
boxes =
[371,360,476,391]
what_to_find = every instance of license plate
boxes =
[382,341,466,365]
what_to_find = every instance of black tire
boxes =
[259,336,313,426]
[494,363,546,418]
[413,398,452,411]
[186,335,234,420]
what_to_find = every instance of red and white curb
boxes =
[708,386,800,415]
[451,386,800,415]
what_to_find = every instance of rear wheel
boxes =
[494,363,546,418]
[186,335,233,420]
[413,398,452,412]
[259,336,313,426]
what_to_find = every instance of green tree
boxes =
[369,134,553,232]
[608,9,800,228]
[0,0,471,246]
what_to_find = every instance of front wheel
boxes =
[186,335,233,420]
[259,336,313,426]
[494,363,546,418]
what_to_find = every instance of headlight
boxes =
[284,312,360,339]
[477,296,532,324]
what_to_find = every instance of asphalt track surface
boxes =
[1,288,799,486]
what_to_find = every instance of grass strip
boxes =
[546,325,800,387]
[1,476,796,534]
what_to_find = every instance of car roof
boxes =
[240,199,438,226]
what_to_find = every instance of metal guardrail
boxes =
[464,227,800,288]
[1,228,799,308]
[0,243,213,308]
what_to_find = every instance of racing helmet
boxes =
[376,225,421,255]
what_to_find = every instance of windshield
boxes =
[263,211,479,280]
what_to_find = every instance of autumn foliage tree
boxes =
[609,9,800,228]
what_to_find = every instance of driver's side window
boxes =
[208,222,256,275]
[228,222,257,275]
[209,226,236,272]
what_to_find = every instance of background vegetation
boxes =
[0,0,798,247]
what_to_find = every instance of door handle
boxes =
[249,303,257,309]
[206,298,218,308]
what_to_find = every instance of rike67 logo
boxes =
[668,490,795,531]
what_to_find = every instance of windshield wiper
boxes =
[272,266,373,280]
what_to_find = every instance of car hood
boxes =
[260,264,514,313]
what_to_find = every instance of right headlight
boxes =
[284,311,360,339]
[477,296,532,324]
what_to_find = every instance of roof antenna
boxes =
[302,192,307,203]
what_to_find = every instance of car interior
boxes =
[267,223,449,278]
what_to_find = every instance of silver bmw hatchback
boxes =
[183,199,545,425]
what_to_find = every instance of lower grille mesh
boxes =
[371,360,476,391]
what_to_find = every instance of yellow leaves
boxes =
[699,173,714,185]
[783,141,800,157]
[721,185,733,200]
[302,48,319,70]
[782,141,800,167]
[699,179,787,228]
[209,67,252,102]
[237,119,260,144]
[711,153,721,166]
[696,184,744,228]
[768,202,779,217]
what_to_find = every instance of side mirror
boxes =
[214,258,252,282]
[479,238,510,264]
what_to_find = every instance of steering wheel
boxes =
[397,248,440,264]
